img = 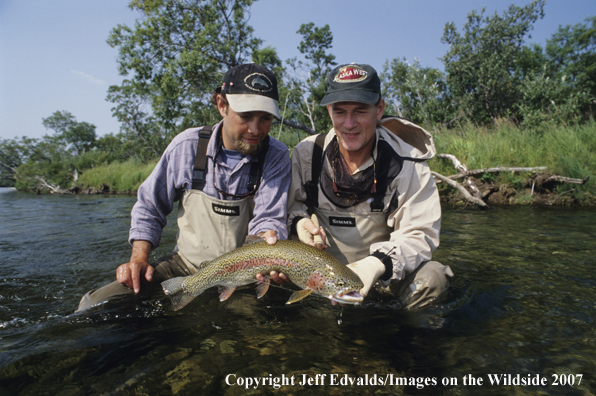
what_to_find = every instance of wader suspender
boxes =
[192,125,214,190]
[303,133,326,208]
[303,133,393,212]
[191,125,270,194]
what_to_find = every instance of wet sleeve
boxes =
[370,160,441,283]
[129,134,195,249]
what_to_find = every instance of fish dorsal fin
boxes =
[286,289,313,305]
[218,286,237,301]
[242,235,264,246]
[255,278,271,298]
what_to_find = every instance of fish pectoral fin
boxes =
[255,278,270,299]
[286,289,314,305]
[218,286,237,302]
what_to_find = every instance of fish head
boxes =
[306,265,364,305]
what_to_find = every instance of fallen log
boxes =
[436,154,467,173]
[449,166,548,180]
[431,171,488,208]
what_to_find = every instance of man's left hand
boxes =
[346,256,387,297]
[257,230,278,245]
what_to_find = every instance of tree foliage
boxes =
[382,58,448,130]
[107,0,263,150]
[441,0,545,124]
[546,16,596,98]
[285,22,336,134]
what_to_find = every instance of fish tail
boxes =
[161,276,206,311]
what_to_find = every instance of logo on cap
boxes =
[244,73,273,93]
[333,65,368,83]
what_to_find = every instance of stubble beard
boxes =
[234,139,262,156]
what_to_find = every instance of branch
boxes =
[273,119,316,135]
[542,175,589,185]
[0,159,18,173]
[34,176,65,194]
[432,171,488,208]
[437,153,467,173]
[449,166,548,180]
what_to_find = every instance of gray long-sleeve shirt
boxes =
[129,121,291,249]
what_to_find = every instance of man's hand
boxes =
[256,271,290,285]
[296,215,327,249]
[257,230,278,245]
[346,256,387,297]
[116,240,153,293]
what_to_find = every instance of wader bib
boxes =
[313,207,391,265]
[176,189,253,272]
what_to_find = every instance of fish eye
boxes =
[337,281,345,287]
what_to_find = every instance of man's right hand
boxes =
[296,215,327,249]
[116,240,153,293]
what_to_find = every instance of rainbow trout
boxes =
[161,240,364,311]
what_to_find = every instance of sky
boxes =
[1,0,595,141]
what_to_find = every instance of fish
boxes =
[161,239,364,311]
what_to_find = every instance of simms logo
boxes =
[329,216,356,227]
[212,203,240,216]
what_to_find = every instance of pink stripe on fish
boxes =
[215,258,296,274]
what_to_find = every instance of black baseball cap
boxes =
[221,63,280,117]
[320,63,381,106]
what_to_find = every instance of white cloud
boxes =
[70,69,106,86]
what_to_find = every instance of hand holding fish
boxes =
[117,240,154,294]
[256,270,289,285]
[296,215,327,249]
[256,229,278,245]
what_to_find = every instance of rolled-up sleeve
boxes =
[129,131,198,249]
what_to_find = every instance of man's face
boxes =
[327,100,385,154]
[217,95,274,156]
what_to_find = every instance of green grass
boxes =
[73,120,596,204]
[428,119,596,204]
[77,158,158,193]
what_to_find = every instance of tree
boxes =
[107,0,263,150]
[42,111,96,156]
[286,22,337,134]
[441,0,545,124]
[382,58,449,130]
[546,16,596,100]
[0,139,24,186]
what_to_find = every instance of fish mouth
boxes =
[330,290,363,305]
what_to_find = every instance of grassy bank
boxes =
[428,119,595,205]
[72,120,595,205]
[77,159,158,194]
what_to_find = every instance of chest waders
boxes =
[303,132,424,265]
[176,126,269,272]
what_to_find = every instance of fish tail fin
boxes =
[161,276,205,311]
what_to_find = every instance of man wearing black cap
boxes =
[284,63,453,308]
[77,64,291,311]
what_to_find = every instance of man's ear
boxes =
[376,98,386,121]
[216,95,228,117]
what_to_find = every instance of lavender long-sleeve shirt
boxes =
[129,121,291,249]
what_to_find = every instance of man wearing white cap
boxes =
[284,63,453,308]
[77,64,291,311]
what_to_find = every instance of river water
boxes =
[0,186,594,395]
